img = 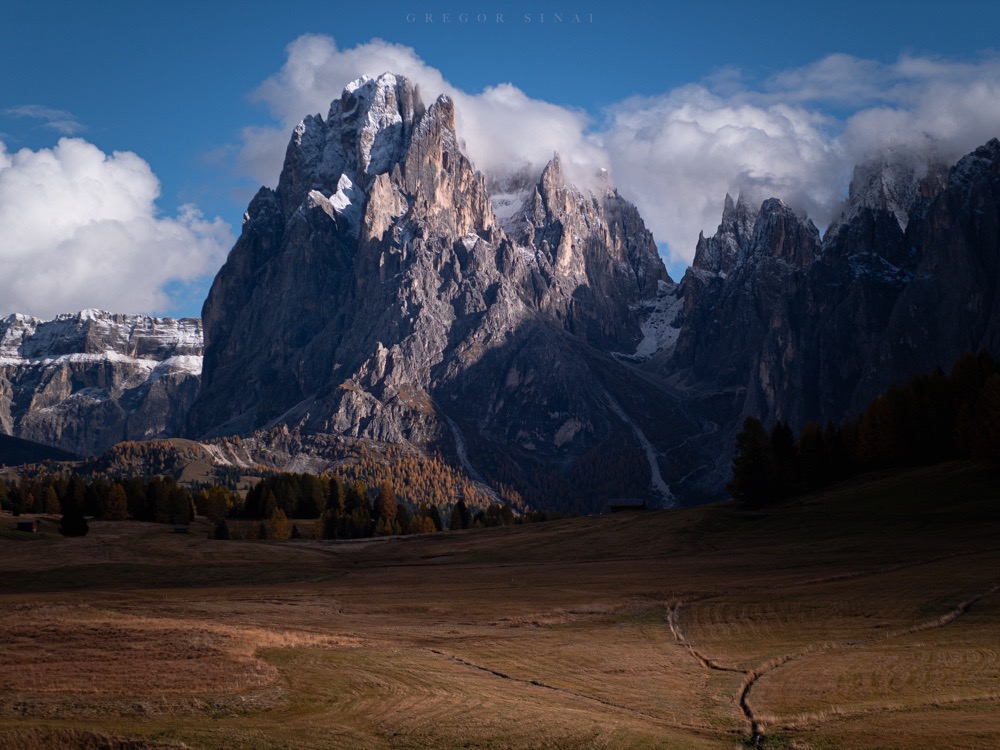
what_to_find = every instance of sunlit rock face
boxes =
[187,67,1000,505]
[188,73,689,511]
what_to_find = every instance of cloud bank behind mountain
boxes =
[237,35,1000,268]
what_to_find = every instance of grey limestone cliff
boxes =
[0,310,202,456]
[189,73,686,511]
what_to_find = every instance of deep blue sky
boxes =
[2,1,998,317]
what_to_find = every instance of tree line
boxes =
[0,468,552,540]
[236,472,554,540]
[240,474,440,539]
[0,473,201,537]
[728,350,1000,508]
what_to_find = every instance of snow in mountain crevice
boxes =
[603,389,675,508]
[632,281,683,360]
[491,187,534,230]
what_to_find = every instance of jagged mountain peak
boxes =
[338,72,421,178]
[947,137,1000,189]
[187,72,680,510]
[726,192,756,222]
[827,150,948,239]
[276,72,428,221]
[534,153,581,220]
[720,191,753,220]
[728,198,817,270]
[692,193,759,276]
[536,153,622,205]
[540,151,563,180]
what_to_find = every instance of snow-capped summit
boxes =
[276,72,425,222]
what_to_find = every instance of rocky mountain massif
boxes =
[667,144,1000,488]
[3,74,998,509]
[0,311,201,457]
[188,73,690,510]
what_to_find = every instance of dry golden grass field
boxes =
[1,462,998,749]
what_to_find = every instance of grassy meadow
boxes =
[0,461,998,749]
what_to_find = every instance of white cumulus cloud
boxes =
[0,138,233,319]
[238,34,604,192]
[600,87,843,265]
[236,37,1000,270]
[602,53,1000,266]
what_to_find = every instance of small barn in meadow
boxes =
[16,518,39,533]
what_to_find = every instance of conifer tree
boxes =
[62,474,87,516]
[269,507,291,540]
[301,474,326,518]
[59,503,89,537]
[147,478,172,523]
[43,485,61,516]
[346,480,369,513]
[321,509,340,540]
[327,475,346,513]
[169,484,193,524]
[797,421,829,490]
[100,483,129,520]
[125,476,150,521]
[428,504,443,531]
[728,417,775,508]
[262,489,278,519]
[770,421,799,499]
[374,481,398,528]
[395,502,411,533]
[970,373,1000,467]
[449,498,471,530]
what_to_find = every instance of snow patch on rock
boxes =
[632,281,683,360]
[491,187,534,230]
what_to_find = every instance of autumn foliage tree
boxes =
[269,507,291,540]
[100,483,129,520]
[374,481,399,535]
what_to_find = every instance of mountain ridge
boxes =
[2,74,998,511]
[0,310,201,456]
[187,72,684,511]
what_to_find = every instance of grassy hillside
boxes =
[0,461,997,749]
